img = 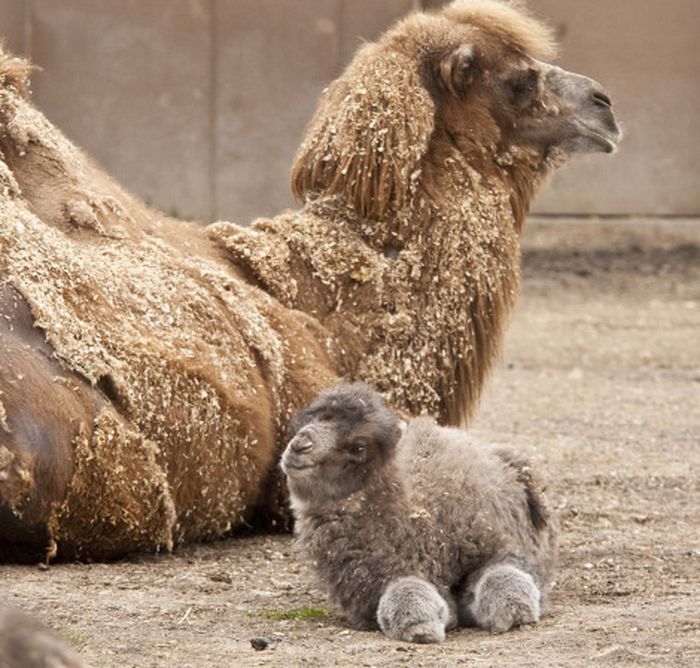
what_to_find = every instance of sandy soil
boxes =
[2,217,699,667]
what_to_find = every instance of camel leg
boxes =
[377,576,455,643]
[460,562,541,634]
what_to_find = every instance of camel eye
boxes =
[509,68,539,102]
[349,442,366,456]
[513,81,532,95]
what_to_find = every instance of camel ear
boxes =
[291,44,435,220]
[439,44,476,98]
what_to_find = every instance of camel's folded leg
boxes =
[460,562,541,634]
[377,576,456,644]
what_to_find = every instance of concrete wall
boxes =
[528,0,700,216]
[0,0,697,221]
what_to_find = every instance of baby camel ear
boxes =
[291,43,435,220]
[439,44,476,98]
[376,412,404,461]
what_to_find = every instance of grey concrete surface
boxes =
[529,0,700,216]
[0,0,697,220]
[29,0,214,220]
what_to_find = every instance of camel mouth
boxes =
[586,129,618,153]
[280,457,317,476]
[576,122,621,154]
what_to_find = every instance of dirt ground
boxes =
[2,217,699,667]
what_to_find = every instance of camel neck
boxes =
[302,137,554,245]
[299,465,407,527]
[207,147,543,423]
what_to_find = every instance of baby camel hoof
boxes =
[397,620,445,644]
[471,564,540,634]
[377,576,451,644]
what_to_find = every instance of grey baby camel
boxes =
[280,383,557,643]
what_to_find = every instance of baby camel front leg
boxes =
[461,563,541,634]
[377,576,455,644]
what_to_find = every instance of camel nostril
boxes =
[291,439,313,454]
[592,91,612,108]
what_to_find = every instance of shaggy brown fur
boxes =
[0,0,618,560]
[0,55,337,560]
[281,383,556,640]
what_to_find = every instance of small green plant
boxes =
[63,630,86,648]
[254,606,328,621]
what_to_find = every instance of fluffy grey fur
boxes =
[377,576,457,643]
[281,383,556,642]
[0,605,85,667]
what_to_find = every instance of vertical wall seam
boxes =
[208,0,218,222]
[335,0,344,76]
[23,0,33,59]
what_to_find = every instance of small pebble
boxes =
[250,637,269,651]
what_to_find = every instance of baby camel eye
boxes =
[349,442,366,456]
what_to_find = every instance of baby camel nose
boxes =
[290,434,313,454]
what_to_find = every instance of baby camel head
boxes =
[292,0,621,222]
[281,383,402,504]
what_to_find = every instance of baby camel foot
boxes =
[377,576,453,643]
[468,564,541,634]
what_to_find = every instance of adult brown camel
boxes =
[0,0,620,561]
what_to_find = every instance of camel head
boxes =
[292,0,621,221]
[281,383,402,504]
[432,1,621,159]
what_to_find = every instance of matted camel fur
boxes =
[0,0,619,560]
